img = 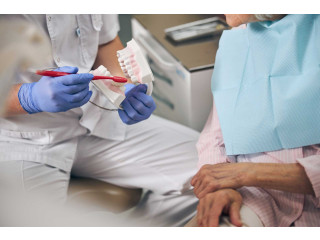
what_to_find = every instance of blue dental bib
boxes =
[212,14,320,155]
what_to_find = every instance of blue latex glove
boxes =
[18,66,93,113]
[118,84,156,125]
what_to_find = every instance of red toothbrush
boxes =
[36,70,128,83]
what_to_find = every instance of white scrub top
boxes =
[0,14,127,171]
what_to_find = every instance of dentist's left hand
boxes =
[118,84,156,125]
[18,66,93,113]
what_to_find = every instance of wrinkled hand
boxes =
[118,84,156,125]
[18,66,93,113]
[197,189,243,227]
[191,163,253,199]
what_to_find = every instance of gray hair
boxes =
[254,14,277,21]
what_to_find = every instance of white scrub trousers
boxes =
[0,115,199,226]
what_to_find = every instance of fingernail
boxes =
[84,73,94,79]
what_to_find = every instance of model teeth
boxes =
[130,62,137,68]
[118,57,137,81]
[126,65,132,71]
[124,73,130,78]
[131,75,138,83]
[99,39,154,107]
[128,70,134,76]
[117,42,147,86]
[112,81,125,87]
[100,68,108,76]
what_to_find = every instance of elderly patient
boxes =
[188,14,320,227]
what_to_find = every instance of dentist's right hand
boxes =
[18,66,93,113]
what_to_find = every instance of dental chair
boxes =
[68,177,142,213]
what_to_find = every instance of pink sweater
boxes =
[197,102,320,226]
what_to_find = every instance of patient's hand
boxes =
[191,162,315,198]
[191,163,253,199]
[197,189,243,227]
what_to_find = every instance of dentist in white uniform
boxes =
[0,14,199,226]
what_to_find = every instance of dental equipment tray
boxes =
[165,17,229,43]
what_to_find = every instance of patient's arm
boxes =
[249,162,314,195]
[296,154,320,205]
[196,102,235,169]
[192,162,315,199]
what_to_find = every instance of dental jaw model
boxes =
[91,39,154,109]
[117,39,154,95]
[91,66,126,108]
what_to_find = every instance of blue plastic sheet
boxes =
[212,14,320,155]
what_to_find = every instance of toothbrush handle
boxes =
[36,70,127,83]
[93,75,127,83]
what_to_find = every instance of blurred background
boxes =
[119,14,133,44]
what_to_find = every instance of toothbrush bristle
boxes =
[111,81,126,87]
[126,65,132,71]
